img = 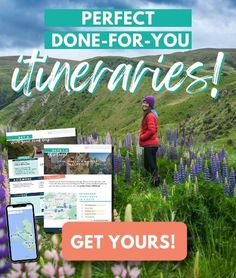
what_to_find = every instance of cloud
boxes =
[191,0,236,48]
[0,0,85,51]
[129,0,236,50]
[0,0,235,59]
[74,0,131,9]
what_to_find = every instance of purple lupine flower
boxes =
[222,157,228,180]
[40,235,75,277]
[189,149,195,161]
[125,134,132,149]
[171,146,177,160]
[221,148,226,158]
[168,146,178,160]
[162,180,169,199]
[0,228,8,244]
[167,129,172,146]
[215,154,221,174]
[156,145,163,158]
[0,168,11,275]
[91,131,98,140]
[156,148,161,157]
[77,135,83,144]
[63,262,76,276]
[180,135,185,147]
[0,260,11,275]
[160,145,165,157]
[210,154,217,179]
[113,154,119,174]
[178,167,182,183]
[112,262,142,278]
[125,154,131,183]
[215,172,221,184]
[0,157,4,170]
[173,130,178,148]
[82,136,89,144]
[0,244,10,258]
[111,263,127,278]
[196,155,202,175]
[0,215,6,230]
[0,187,4,202]
[128,265,141,278]
[105,132,112,144]
[167,148,170,161]
[1,170,9,204]
[218,150,223,163]
[219,148,226,162]
[0,175,4,183]
[178,159,185,182]
[117,152,122,173]
[204,161,210,181]
[174,164,180,185]
[41,262,56,277]
[224,178,231,196]
[190,161,197,181]
[229,168,236,197]
[0,203,6,218]
[176,151,181,161]
[186,157,191,167]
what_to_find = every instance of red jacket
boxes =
[139,112,160,147]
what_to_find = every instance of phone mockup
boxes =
[6,203,39,262]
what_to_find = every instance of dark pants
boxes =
[144,146,158,174]
[144,146,159,185]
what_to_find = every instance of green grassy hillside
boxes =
[0,49,236,144]
[0,56,79,109]
[135,48,236,72]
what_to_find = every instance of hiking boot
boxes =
[153,175,161,187]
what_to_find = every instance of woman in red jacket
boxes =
[139,95,161,186]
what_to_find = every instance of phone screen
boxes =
[6,203,39,262]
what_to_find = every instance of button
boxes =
[62,222,187,261]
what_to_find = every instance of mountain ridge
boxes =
[0,48,236,145]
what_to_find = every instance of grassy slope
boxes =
[0,48,236,143]
[135,48,236,72]
[0,56,79,108]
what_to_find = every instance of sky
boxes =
[0,0,235,59]
[90,153,110,161]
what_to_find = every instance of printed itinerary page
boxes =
[43,144,112,232]
[6,128,77,217]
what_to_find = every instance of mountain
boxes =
[0,56,79,109]
[135,48,236,72]
[0,49,236,145]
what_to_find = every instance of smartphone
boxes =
[6,203,39,263]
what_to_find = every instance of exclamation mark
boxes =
[211,52,225,99]
[171,234,175,249]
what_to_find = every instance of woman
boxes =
[139,95,161,186]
